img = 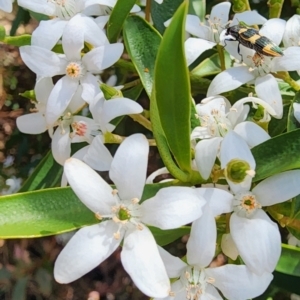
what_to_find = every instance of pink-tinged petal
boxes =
[259,18,286,45]
[18,0,56,15]
[0,0,12,12]
[195,137,222,180]
[62,15,85,60]
[234,121,270,148]
[185,15,211,40]
[31,19,66,49]
[185,38,216,66]
[16,113,47,134]
[272,46,300,71]
[253,170,300,206]
[54,222,121,283]
[255,74,283,118]
[195,188,233,216]
[141,187,206,229]
[34,77,54,104]
[232,11,267,26]
[157,246,186,278]
[52,127,71,166]
[187,205,216,267]
[83,136,113,171]
[221,233,239,260]
[82,15,109,46]
[19,46,66,77]
[83,43,124,72]
[230,210,281,275]
[206,265,273,300]
[283,15,300,47]
[294,103,300,123]
[121,227,170,298]
[207,67,255,96]
[71,116,95,144]
[110,134,148,200]
[81,72,101,101]
[210,2,230,25]
[64,158,115,213]
[46,76,78,126]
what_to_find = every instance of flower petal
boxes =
[0,0,12,12]
[18,0,56,15]
[207,67,255,96]
[109,134,148,200]
[231,11,267,26]
[283,14,300,47]
[141,187,206,229]
[121,227,170,298]
[52,127,71,165]
[185,15,211,39]
[54,222,121,283]
[64,158,115,213]
[230,210,281,275]
[195,137,222,180]
[294,102,300,123]
[209,2,230,26]
[221,233,239,260]
[259,18,286,45]
[206,265,273,300]
[81,72,101,101]
[272,46,300,72]
[253,170,300,206]
[16,113,47,134]
[35,77,54,104]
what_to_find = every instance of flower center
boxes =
[225,159,255,183]
[65,61,85,80]
[233,191,262,218]
[49,0,78,19]
[180,266,214,300]
[71,121,88,137]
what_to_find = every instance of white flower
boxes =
[208,18,300,119]
[1,176,22,195]
[0,0,13,12]
[54,134,207,297]
[283,14,300,48]
[184,2,266,66]
[19,21,124,126]
[192,96,272,179]
[293,102,300,123]
[18,0,108,49]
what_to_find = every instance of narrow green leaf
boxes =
[276,244,300,277]
[19,151,62,192]
[123,16,162,97]
[153,1,192,173]
[149,226,190,246]
[151,0,184,34]
[107,0,137,43]
[252,129,300,182]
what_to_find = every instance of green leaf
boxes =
[276,244,300,277]
[123,16,161,97]
[252,129,300,182]
[151,0,184,34]
[12,277,28,300]
[153,1,192,174]
[3,34,31,46]
[189,0,205,19]
[268,103,289,137]
[107,0,137,43]
[19,151,63,192]
[149,226,190,246]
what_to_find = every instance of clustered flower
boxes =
[3,0,300,299]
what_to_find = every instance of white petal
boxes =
[186,205,216,267]
[94,15,110,30]
[141,187,206,229]
[283,14,300,47]
[146,167,170,184]
[207,67,255,96]
[221,233,239,260]
[195,137,222,180]
[83,136,113,171]
[272,46,300,71]
[16,113,47,134]
[18,0,56,15]
[109,134,148,200]
[67,85,86,113]
[209,2,230,26]
[232,11,267,26]
[206,265,273,300]
[255,75,283,118]
[157,246,186,278]
[83,43,124,72]
[185,38,216,66]
[230,210,281,274]
[259,18,286,45]
[31,19,66,49]
[195,188,233,216]
[34,77,54,104]
[52,127,71,165]
[185,15,211,40]
[0,0,12,12]
[294,102,300,123]
[46,76,78,126]
[234,121,270,148]
[121,227,170,298]
[81,72,101,101]
[253,170,300,206]
[54,222,121,283]
[64,158,115,214]
[154,280,185,300]
[19,46,66,77]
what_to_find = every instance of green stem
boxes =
[129,113,153,132]
[274,71,300,91]
[145,0,151,22]
[217,44,226,71]
[122,79,141,90]
[267,0,284,19]
[232,0,251,13]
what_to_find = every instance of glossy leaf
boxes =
[268,103,289,137]
[276,244,300,277]
[107,0,137,43]
[252,129,300,182]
